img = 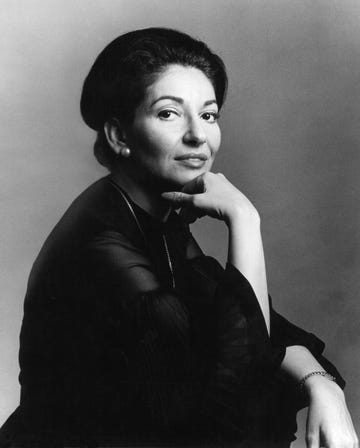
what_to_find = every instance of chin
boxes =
[169,173,204,190]
[156,167,209,192]
[179,167,210,184]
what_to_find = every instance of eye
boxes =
[158,109,179,120]
[201,111,220,123]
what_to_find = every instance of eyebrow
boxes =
[150,95,218,108]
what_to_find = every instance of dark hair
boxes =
[80,27,228,168]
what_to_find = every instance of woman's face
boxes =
[123,64,221,191]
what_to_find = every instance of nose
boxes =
[183,116,206,146]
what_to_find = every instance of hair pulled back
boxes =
[80,27,227,168]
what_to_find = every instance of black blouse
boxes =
[0,176,344,447]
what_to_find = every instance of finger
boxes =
[182,175,205,194]
[161,191,194,205]
[306,431,320,448]
[306,416,320,448]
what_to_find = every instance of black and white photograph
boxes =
[0,1,359,447]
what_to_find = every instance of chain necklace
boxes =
[107,178,176,289]
[162,234,176,289]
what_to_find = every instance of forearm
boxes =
[281,345,325,383]
[227,212,270,334]
[280,345,345,397]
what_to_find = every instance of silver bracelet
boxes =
[299,371,336,390]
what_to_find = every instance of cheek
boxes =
[210,126,221,155]
[144,130,176,162]
[146,138,172,163]
[130,128,168,161]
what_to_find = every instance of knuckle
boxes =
[305,433,316,446]
[173,192,183,202]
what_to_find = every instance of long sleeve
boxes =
[82,230,194,432]
[188,251,345,385]
[186,256,289,437]
[5,177,345,446]
[184,251,345,437]
[269,299,345,388]
[81,229,296,440]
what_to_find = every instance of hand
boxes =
[163,172,270,333]
[161,172,259,225]
[305,377,358,448]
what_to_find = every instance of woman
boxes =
[0,27,357,447]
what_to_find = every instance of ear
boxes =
[103,119,128,155]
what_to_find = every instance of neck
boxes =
[109,168,172,222]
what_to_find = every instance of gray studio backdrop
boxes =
[1,0,359,446]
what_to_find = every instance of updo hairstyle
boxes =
[80,27,228,169]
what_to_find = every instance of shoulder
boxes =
[58,176,134,233]
[28,177,142,283]
[47,176,140,247]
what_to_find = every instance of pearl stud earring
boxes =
[120,147,131,158]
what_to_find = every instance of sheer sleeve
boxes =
[269,298,345,388]
[81,230,292,438]
[186,236,345,375]
[188,249,345,378]
[82,230,193,431]
[185,250,346,437]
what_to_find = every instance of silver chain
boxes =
[162,234,176,289]
[108,178,176,289]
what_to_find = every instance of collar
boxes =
[105,176,187,235]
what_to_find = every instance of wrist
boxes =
[225,204,261,228]
[303,374,343,398]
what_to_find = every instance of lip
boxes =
[175,159,207,169]
[175,153,208,161]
